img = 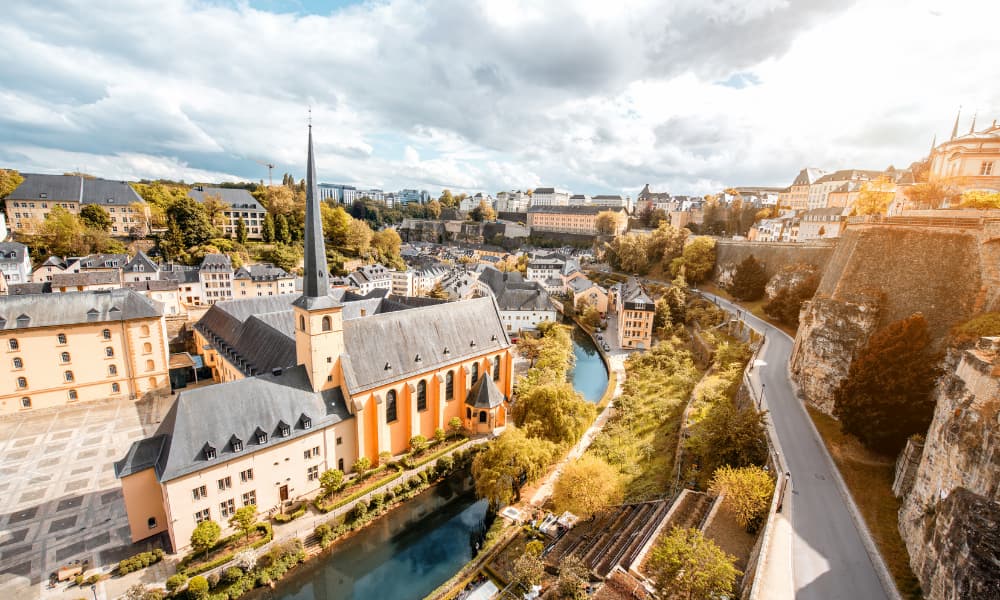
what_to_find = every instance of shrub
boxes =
[190,521,221,553]
[74,575,85,587]
[222,567,243,584]
[448,417,464,437]
[437,454,455,473]
[353,456,372,475]
[118,549,165,574]
[434,428,447,443]
[709,465,775,532]
[378,451,393,466]
[165,574,188,593]
[206,572,220,589]
[349,501,368,522]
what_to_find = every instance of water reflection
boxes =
[569,324,610,403]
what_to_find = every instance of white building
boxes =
[590,194,629,210]
[0,242,31,286]
[530,187,571,207]
[188,187,267,240]
[0,212,7,241]
[496,191,530,213]
[345,264,393,295]
[391,269,416,296]
[198,253,234,305]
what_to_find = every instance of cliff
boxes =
[790,225,987,413]
[897,338,1000,599]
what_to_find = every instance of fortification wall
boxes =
[712,239,836,285]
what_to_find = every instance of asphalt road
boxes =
[702,292,892,600]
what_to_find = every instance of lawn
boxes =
[806,406,923,599]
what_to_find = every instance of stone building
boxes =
[929,114,1000,193]
[614,279,654,349]
[115,127,513,551]
[4,174,147,235]
[527,205,627,236]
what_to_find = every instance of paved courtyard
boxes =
[0,394,175,600]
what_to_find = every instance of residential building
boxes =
[339,264,393,295]
[615,279,654,350]
[188,187,266,240]
[31,256,68,283]
[233,263,296,298]
[0,242,31,286]
[0,212,7,241]
[122,251,160,283]
[478,267,557,333]
[929,115,1000,193]
[568,194,590,206]
[460,193,494,213]
[4,175,147,235]
[807,170,884,210]
[590,194,630,211]
[567,277,609,315]
[124,280,183,317]
[786,168,825,211]
[51,271,121,293]
[530,187,571,207]
[391,269,416,297]
[199,254,233,305]
[526,253,569,286]
[0,289,168,414]
[527,205,628,236]
[636,184,672,213]
[116,127,513,552]
[495,191,529,213]
[414,266,448,295]
[796,207,846,242]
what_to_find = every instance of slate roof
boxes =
[81,179,144,206]
[124,280,178,292]
[621,279,654,309]
[52,271,120,287]
[0,242,28,263]
[465,375,506,409]
[478,267,553,312]
[792,168,825,186]
[568,277,602,294]
[115,365,352,482]
[188,187,264,210]
[75,253,128,269]
[123,251,158,273]
[7,173,83,201]
[0,289,161,330]
[8,282,51,295]
[527,205,610,215]
[199,253,232,271]
[38,256,68,269]
[234,263,293,281]
[814,169,885,184]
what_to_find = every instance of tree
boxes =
[604,233,649,274]
[320,469,344,496]
[123,583,161,600]
[471,428,555,509]
[833,314,940,454]
[426,199,442,219]
[960,190,1000,210]
[263,243,302,273]
[763,273,819,328]
[79,204,112,231]
[685,402,768,479]
[161,196,217,262]
[510,551,545,590]
[555,555,589,600]
[372,228,403,268]
[236,216,248,245]
[470,200,496,222]
[36,207,87,256]
[709,465,774,532]
[448,416,463,437]
[200,194,229,229]
[262,213,275,243]
[321,204,351,247]
[187,575,209,600]
[854,178,896,215]
[190,520,221,553]
[228,505,257,540]
[552,454,623,517]
[353,456,372,475]
[428,281,450,299]
[409,434,428,454]
[513,382,595,446]
[646,527,739,600]
[345,219,373,256]
[274,213,291,244]
[670,236,715,283]
[0,169,24,201]
[595,210,625,235]
[646,222,688,266]
[439,189,457,208]
[729,254,768,301]
[903,181,960,209]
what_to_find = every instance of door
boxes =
[279,485,289,502]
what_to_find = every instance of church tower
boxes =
[293,125,344,391]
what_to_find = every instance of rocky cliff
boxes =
[897,338,1000,599]
[790,225,987,413]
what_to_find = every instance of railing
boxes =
[846,214,986,229]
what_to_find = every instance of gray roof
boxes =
[188,187,264,210]
[7,173,83,201]
[568,277,601,294]
[814,169,885,184]
[123,251,158,273]
[0,242,28,263]
[38,256,68,269]
[0,289,161,330]
[479,267,552,312]
[115,365,352,482]
[234,263,293,281]
[8,282,51,295]
[534,187,555,194]
[527,205,612,215]
[792,168,825,186]
[124,280,178,292]
[465,375,506,409]
[74,253,128,269]
[621,279,654,308]
[52,271,120,287]
[199,253,232,271]
[81,178,144,206]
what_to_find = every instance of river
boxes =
[264,324,607,600]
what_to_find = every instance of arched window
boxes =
[102,329,111,340]
[9,339,19,351]
[106,347,115,357]
[17,377,27,389]
[471,362,479,384]
[57,333,67,344]
[299,315,306,331]
[479,411,487,423]
[61,352,71,363]
[386,390,398,423]
[21,397,31,408]
[12,357,23,369]
[492,356,501,381]
[145,359,155,372]
[64,371,74,382]
[445,370,454,400]
[148,377,158,388]
[417,380,427,411]
[142,342,152,354]
[322,316,332,332]
[108,365,118,376]
[140,324,150,337]
[111,382,120,393]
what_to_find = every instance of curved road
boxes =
[702,292,892,600]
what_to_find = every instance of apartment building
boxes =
[233,263,296,297]
[526,205,628,236]
[0,242,31,286]
[188,187,266,240]
[615,279,654,350]
[199,254,233,305]
[530,187,571,207]
[4,174,147,235]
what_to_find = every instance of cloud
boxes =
[0,0,998,196]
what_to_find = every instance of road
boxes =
[702,292,892,600]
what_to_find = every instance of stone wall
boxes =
[898,339,1000,599]
[712,239,835,287]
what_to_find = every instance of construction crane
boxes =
[254,159,275,186]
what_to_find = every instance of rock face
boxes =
[765,264,819,300]
[789,294,881,414]
[898,339,1000,599]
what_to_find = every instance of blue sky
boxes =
[1,0,997,197]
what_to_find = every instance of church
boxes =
[115,127,512,551]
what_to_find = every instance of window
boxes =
[242,490,257,506]
[471,362,479,383]
[145,359,154,371]
[233,438,243,452]
[57,333,67,344]
[220,498,236,518]
[299,315,306,331]
[12,357,22,369]
[105,347,114,357]
[336,436,343,446]
[322,316,332,331]
[21,397,31,408]
[61,352,71,363]
[240,468,254,482]
[386,390,397,423]
[218,476,232,490]
[143,342,151,354]
[304,446,321,459]
[147,517,157,530]
[445,371,454,400]
[141,324,150,337]
[205,446,216,460]
[981,161,995,176]
[112,382,120,393]
[338,458,344,472]
[194,509,211,524]
[493,356,501,381]
[307,465,320,481]
[102,329,111,340]
[257,432,267,444]
[8,339,18,351]
[479,411,487,423]
[417,380,427,411]
[68,390,78,401]
[466,407,472,419]
[192,485,208,500]
[64,371,74,382]
[303,416,312,429]
[280,424,290,437]
[108,364,118,376]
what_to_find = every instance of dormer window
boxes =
[301,415,312,430]
[470,339,476,348]
[232,436,243,452]
[384,362,392,371]
[414,354,422,363]
[256,428,267,444]
[279,422,290,437]
[443,346,450,356]
[204,444,217,460]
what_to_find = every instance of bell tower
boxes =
[292,124,343,391]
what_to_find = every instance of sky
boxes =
[1,0,998,197]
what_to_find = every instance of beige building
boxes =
[4,174,147,235]
[50,271,121,293]
[929,116,1000,193]
[567,277,609,315]
[116,128,513,552]
[527,205,628,236]
[1,289,168,414]
[786,168,825,211]
[614,279,654,350]
[233,263,296,298]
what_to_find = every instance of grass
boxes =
[806,406,923,599]
[698,282,798,338]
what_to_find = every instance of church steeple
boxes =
[950,107,962,140]
[969,110,977,135]
[298,124,330,302]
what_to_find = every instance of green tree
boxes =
[552,454,623,517]
[670,236,715,283]
[165,574,187,593]
[646,527,739,600]
[236,216,248,245]
[36,207,87,256]
[187,575,209,600]
[709,465,774,532]
[228,505,257,540]
[262,213,275,243]
[729,254,768,301]
[190,520,221,553]
[512,382,595,446]
[161,196,217,262]
[555,555,589,600]
[471,428,555,509]
[763,273,819,328]
[79,204,112,231]
[353,456,372,475]
[645,221,688,265]
[833,314,940,454]
[274,213,291,244]
[409,434,428,454]
[685,402,768,479]
[448,416,463,436]
[320,469,344,496]
[263,243,303,273]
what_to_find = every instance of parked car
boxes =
[603,343,610,351]
[597,334,603,341]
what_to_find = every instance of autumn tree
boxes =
[646,527,739,600]
[439,189,457,208]
[200,194,229,229]
[555,555,590,600]
[729,254,768,301]
[470,200,496,222]
[36,207,86,256]
[904,181,960,209]
[960,190,1000,210]
[471,428,555,509]
[833,314,940,454]
[426,199,442,219]
[645,222,688,266]
[685,402,768,479]
[854,178,896,215]
[345,219,373,256]
[595,210,625,235]
[709,465,774,532]
[79,204,112,231]
[0,169,24,208]
[512,382,595,446]
[428,281,450,300]
[510,550,545,590]
[263,243,303,273]
[552,454,623,517]
[669,236,715,283]
[371,228,404,269]
[604,233,649,274]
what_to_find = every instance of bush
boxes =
[190,521,221,553]
[709,465,775,532]
[320,469,345,497]
[437,454,455,473]
[434,428,447,443]
[763,273,819,328]
[165,574,188,593]
[349,501,368,523]
[118,549,165,574]
[353,456,372,475]
[409,435,428,454]
[222,567,243,584]
[273,503,307,523]
[206,572,220,589]
[448,417,463,437]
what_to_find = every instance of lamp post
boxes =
[759,383,766,409]
[90,584,97,600]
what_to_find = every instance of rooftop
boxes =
[0,289,161,330]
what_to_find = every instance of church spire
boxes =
[301,124,329,299]
[929,134,936,156]
[969,110,977,134]
[950,107,962,140]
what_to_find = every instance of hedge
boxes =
[313,469,403,514]
[117,548,165,575]
[272,503,307,523]
[404,438,469,471]
[178,522,273,576]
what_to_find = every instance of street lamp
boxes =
[759,383,766,409]
[90,584,97,600]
